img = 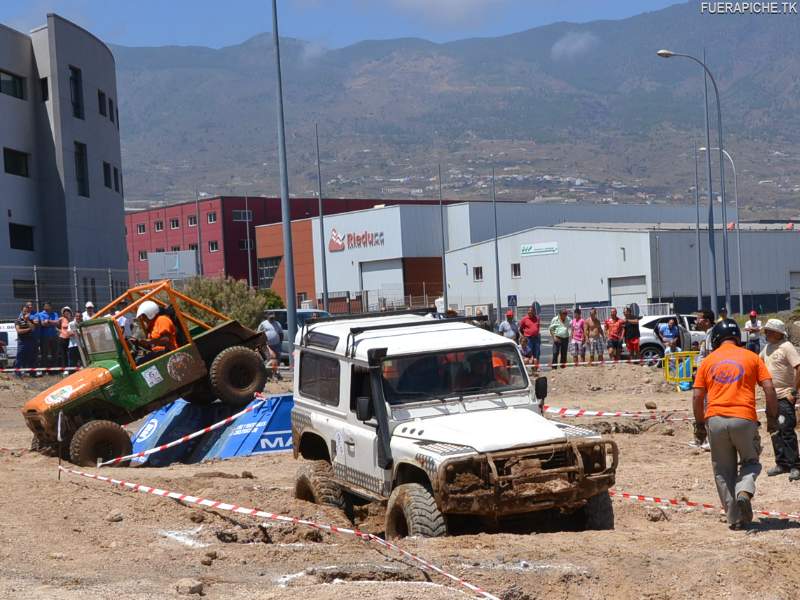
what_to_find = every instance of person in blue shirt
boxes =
[657,318,680,345]
[35,302,59,368]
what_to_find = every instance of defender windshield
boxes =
[80,322,117,356]
[381,345,527,405]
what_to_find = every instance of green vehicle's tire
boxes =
[209,346,268,407]
[69,420,132,467]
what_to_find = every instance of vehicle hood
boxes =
[22,368,113,415]
[394,407,570,452]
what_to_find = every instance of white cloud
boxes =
[388,0,507,27]
[550,31,599,62]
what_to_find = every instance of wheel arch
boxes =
[297,431,331,462]
[393,461,434,493]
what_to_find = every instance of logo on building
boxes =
[328,228,385,252]
[521,241,559,257]
[329,229,346,252]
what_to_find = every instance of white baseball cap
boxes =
[764,318,787,337]
[85,301,95,308]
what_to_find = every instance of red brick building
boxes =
[125,196,415,284]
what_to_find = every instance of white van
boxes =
[0,322,18,368]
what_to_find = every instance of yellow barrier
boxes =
[663,351,699,384]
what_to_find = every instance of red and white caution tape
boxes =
[610,488,800,522]
[0,367,80,373]
[530,357,665,371]
[58,466,499,600]
[544,405,766,422]
[97,396,268,467]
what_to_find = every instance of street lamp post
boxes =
[194,188,209,277]
[693,145,703,310]
[658,48,729,314]
[438,164,448,312]
[245,194,253,288]
[271,0,297,353]
[491,167,501,330]
[314,123,329,312]
[700,146,743,313]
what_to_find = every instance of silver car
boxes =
[632,315,693,364]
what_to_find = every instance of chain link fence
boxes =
[0,266,129,321]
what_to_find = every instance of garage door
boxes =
[609,275,648,309]
[790,272,800,309]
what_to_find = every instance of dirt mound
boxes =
[547,364,675,396]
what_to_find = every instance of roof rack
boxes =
[307,307,436,325]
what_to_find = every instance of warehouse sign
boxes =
[328,228,385,253]
[520,241,559,257]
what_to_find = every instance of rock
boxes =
[200,557,213,566]
[643,378,652,384]
[175,578,204,595]
[661,427,675,436]
[216,529,239,543]
[645,507,668,522]
[189,512,206,523]
[644,400,658,410]
[589,385,602,392]
[48,552,66,560]
[503,585,535,600]
[105,510,124,523]
[205,550,218,560]
[240,470,255,479]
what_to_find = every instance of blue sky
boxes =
[1,0,681,48]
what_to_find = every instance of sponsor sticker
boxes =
[141,366,163,388]
[136,418,159,442]
[44,385,74,406]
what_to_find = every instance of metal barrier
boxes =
[663,351,699,384]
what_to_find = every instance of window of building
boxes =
[257,256,281,289]
[297,292,308,304]
[188,215,197,227]
[207,212,217,224]
[0,69,25,100]
[69,66,84,119]
[39,77,48,102]
[138,250,147,261]
[473,266,483,282]
[74,142,89,197]
[12,279,35,299]
[98,90,107,116]
[155,248,165,253]
[170,217,180,229]
[171,245,181,252]
[239,239,253,250]
[113,167,119,192]
[511,263,521,279]
[109,98,115,123]
[115,107,119,129]
[103,161,112,188]
[154,220,164,232]
[119,172,123,195]
[188,243,198,251]
[137,223,146,234]
[299,352,340,406]
[232,209,253,222]
[8,223,34,251]
[208,240,219,252]
[3,148,29,178]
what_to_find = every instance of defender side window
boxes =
[299,351,340,406]
[350,366,371,412]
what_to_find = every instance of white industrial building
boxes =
[445,222,800,315]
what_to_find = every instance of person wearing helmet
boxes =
[744,310,762,354]
[760,319,800,481]
[131,300,177,364]
[693,319,778,530]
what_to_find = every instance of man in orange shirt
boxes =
[693,319,778,530]
[133,300,178,364]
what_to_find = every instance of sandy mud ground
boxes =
[2,365,800,599]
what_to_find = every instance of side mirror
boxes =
[356,396,374,422]
[534,376,548,401]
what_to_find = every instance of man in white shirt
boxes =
[82,301,96,321]
[114,300,133,338]
[257,312,284,380]
[744,310,762,354]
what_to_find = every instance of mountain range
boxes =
[113,1,800,216]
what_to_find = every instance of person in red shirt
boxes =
[603,308,625,361]
[693,319,778,530]
[518,304,541,369]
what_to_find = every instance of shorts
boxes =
[607,339,623,351]
[626,338,640,353]
[527,336,541,360]
[588,337,604,357]
[569,340,585,355]
[268,344,281,358]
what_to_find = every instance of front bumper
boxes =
[437,439,619,517]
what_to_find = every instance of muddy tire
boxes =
[294,460,345,509]
[583,490,614,530]
[385,483,446,539]
[209,346,268,407]
[69,420,132,467]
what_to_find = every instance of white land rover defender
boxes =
[291,313,619,538]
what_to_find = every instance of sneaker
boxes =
[688,438,703,449]
[736,491,753,525]
[767,465,789,477]
[790,468,800,482]
[701,440,711,452]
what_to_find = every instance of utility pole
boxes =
[701,50,719,316]
[245,194,253,288]
[693,145,703,310]
[194,186,203,276]
[271,0,297,351]
[438,164,448,312]
[491,167,501,330]
[315,123,328,312]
